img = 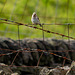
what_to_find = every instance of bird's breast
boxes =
[31,18,39,24]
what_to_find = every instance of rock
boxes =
[0,70,5,75]
[40,66,69,75]
[66,61,75,75]
[0,63,12,75]
[40,67,50,75]
[49,66,69,75]
[11,73,19,75]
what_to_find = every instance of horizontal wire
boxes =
[0,48,72,62]
[0,18,75,40]
[2,64,75,72]
[0,64,73,72]
[1,48,75,53]
[0,18,74,62]
[0,64,53,69]
[0,0,74,70]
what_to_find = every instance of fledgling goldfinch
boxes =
[31,12,41,26]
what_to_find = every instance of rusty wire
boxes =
[1,17,74,66]
[1,48,75,53]
[0,0,75,70]
[2,64,75,72]
[10,0,30,66]
[0,48,73,61]
[62,0,70,67]
[0,18,75,40]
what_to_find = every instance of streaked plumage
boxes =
[31,12,41,26]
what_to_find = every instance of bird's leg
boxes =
[39,23,42,27]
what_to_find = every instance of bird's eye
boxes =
[34,14,36,17]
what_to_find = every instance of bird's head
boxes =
[32,12,37,17]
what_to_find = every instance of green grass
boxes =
[0,0,75,39]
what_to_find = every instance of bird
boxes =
[31,12,42,27]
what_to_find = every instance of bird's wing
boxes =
[36,17,40,23]
[36,17,42,26]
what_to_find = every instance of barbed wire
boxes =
[0,47,73,69]
[10,0,30,66]
[1,64,75,73]
[0,48,73,61]
[1,48,75,53]
[0,0,75,72]
[0,64,53,69]
[0,18,75,40]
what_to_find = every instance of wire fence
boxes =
[0,0,75,73]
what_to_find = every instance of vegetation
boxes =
[0,0,75,39]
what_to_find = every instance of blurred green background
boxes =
[0,0,75,39]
